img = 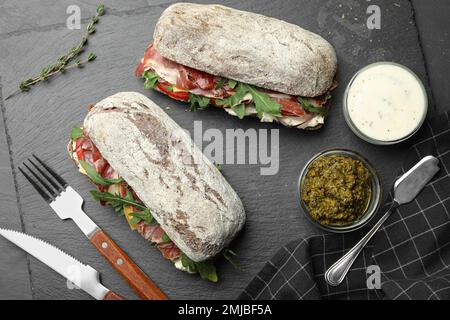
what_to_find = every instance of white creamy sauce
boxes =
[347,64,426,142]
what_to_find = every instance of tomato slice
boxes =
[157,82,190,102]
[76,148,84,161]
[75,138,84,149]
[276,98,305,117]
[91,145,102,162]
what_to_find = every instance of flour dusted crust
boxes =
[84,92,245,262]
[154,3,337,97]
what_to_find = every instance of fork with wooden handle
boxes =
[19,154,168,300]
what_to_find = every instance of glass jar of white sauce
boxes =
[343,62,428,145]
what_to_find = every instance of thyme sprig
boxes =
[6,4,105,100]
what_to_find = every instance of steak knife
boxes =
[19,155,168,300]
[0,228,123,300]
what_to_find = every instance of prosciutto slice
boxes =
[135,43,333,122]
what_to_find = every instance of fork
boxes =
[19,154,168,300]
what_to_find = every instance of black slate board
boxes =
[0,0,436,299]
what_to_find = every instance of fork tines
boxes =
[19,154,68,203]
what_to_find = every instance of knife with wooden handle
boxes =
[18,154,168,300]
[90,229,168,300]
[48,188,168,300]
[0,228,125,300]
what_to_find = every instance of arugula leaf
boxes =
[217,83,281,119]
[142,70,159,89]
[180,253,218,282]
[70,126,84,140]
[195,260,218,282]
[241,84,282,118]
[214,78,227,90]
[231,103,246,119]
[130,209,155,225]
[162,233,170,243]
[79,160,123,186]
[297,97,327,116]
[188,93,210,111]
[90,190,147,211]
[216,83,248,108]
[181,253,198,272]
[227,79,238,89]
[79,161,122,186]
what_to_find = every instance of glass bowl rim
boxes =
[343,61,428,145]
[298,148,382,233]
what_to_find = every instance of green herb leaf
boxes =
[180,254,218,282]
[241,84,282,118]
[195,260,218,282]
[70,126,84,140]
[90,190,147,210]
[87,52,97,61]
[162,233,170,243]
[96,4,105,16]
[166,85,174,92]
[216,83,248,108]
[79,160,123,186]
[214,78,227,90]
[231,103,246,119]
[181,253,198,272]
[130,209,155,225]
[297,97,327,116]
[188,93,210,111]
[142,71,159,89]
[228,80,238,89]
[6,5,106,100]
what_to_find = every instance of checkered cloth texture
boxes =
[239,112,450,300]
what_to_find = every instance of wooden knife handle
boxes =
[104,291,125,300]
[90,229,168,300]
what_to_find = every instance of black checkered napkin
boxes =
[239,112,450,300]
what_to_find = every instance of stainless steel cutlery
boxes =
[18,154,167,300]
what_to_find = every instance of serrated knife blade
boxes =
[0,228,112,300]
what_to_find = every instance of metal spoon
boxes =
[325,155,440,287]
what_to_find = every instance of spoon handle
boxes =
[325,202,399,286]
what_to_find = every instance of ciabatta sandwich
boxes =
[135,3,337,129]
[68,92,245,281]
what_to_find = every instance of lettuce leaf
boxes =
[142,70,159,89]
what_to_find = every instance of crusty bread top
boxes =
[84,92,245,261]
[154,3,337,97]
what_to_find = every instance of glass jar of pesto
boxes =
[298,149,381,233]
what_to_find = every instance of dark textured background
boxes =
[0,0,449,300]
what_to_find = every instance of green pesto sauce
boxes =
[301,155,372,226]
